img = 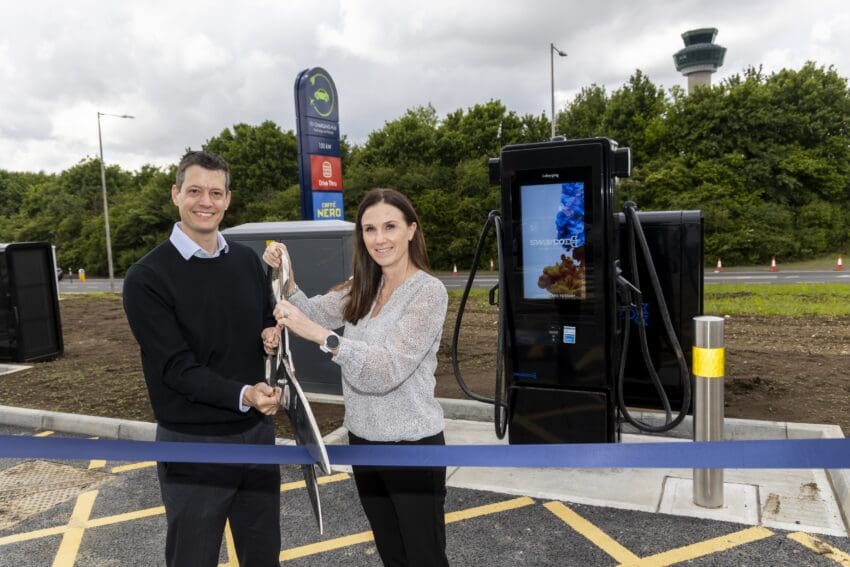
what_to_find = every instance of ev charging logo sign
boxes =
[308,71,335,118]
[562,325,576,344]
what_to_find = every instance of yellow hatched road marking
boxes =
[281,472,350,492]
[35,431,54,437]
[788,532,850,565]
[0,474,349,549]
[281,530,374,561]
[1,477,827,566]
[0,478,350,546]
[0,526,67,546]
[87,505,165,528]
[544,501,640,564]
[318,472,351,484]
[52,490,98,567]
[280,495,535,562]
[622,526,774,566]
[446,496,534,522]
[111,461,156,473]
[218,520,239,567]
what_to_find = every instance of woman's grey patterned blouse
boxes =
[289,269,447,442]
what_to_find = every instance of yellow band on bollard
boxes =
[692,346,725,378]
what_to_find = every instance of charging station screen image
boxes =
[520,182,586,300]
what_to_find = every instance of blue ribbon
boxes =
[1,435,848,469]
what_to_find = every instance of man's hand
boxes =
[261,326,279,356]
[243,382,281,415]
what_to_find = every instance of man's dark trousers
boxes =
[156,418,281,567]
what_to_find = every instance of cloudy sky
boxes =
[1,0,848,173]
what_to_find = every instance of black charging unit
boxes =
[497,138,629,443]
[452,137,702,444]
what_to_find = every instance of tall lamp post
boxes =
[97,111,134,293]
[550,43,567,139]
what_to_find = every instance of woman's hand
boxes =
[263,241,297,297]
[274,299,329,346]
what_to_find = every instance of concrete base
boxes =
[660,477,759,525]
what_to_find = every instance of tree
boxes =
[639,63,850,263]
[4,158,135,272]
[515,112,552,144]
[4,62,849,272]
[0,170,52,220]
[109,166,176,273]
[355,105,439,168]
[203,121,299,226]
[602,70,667,164]
[556,84,608,139]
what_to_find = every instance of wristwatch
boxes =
[320,332,340,354]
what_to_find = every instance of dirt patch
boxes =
[0,295,848,437]
[441,302,850,435]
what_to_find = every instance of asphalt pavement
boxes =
[1,401,848,566]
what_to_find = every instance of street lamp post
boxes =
[550,43,567,139]
[97,111,134,293]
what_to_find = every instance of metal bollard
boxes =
[693,315,725,508]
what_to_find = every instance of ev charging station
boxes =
[452,137,703,445]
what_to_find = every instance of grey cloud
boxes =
[0,0,847,172]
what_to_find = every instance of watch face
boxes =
[326,334,340,349]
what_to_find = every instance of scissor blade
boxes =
[264,355,275,388]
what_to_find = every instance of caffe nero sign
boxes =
[295,67,343,220]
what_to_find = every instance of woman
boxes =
[264,188,450,566]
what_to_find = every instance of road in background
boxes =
[704,271,850,284]
[438,271,850,289]
[58,270,850,295]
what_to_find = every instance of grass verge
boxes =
[450,283,850,318]
[705,283,850,317]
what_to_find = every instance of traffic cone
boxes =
[837,255,844,271]
[453,264,458,276]
[770,256,778,272]
[714,258,723,273]
[490,258,494,272]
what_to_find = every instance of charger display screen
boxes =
[520,181,586,300]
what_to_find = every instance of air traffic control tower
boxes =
[674,28,726,93]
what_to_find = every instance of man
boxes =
[123,150,282,566]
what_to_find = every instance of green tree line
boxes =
[1,62,848,274]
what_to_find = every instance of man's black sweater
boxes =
[123,240,275,435]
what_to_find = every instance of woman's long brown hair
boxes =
[337,188,431,324]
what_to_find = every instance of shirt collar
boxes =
[170,223,229,260]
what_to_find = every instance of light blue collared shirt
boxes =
[169,223,229,260]
[169,223,251,411]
